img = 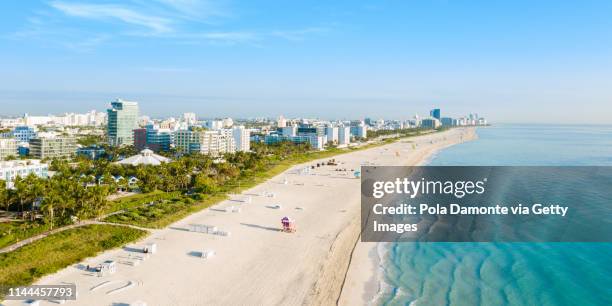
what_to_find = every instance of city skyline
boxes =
[2,1,612,124]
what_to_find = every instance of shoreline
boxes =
[338,127,478,306]
[4,127,475,306]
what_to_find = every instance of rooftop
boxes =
[116,149,171,166]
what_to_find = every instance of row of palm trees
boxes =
[1,140,307,229]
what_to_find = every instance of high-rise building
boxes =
[173,129,236,156]
[338,126,351,146]
[107,99,139,147]
[277,115,287,128]
[183,113,197,125]
[440,117,454,126]
[29,136,77,159]
[0,138,18,160]
[325,126,339,144]
[421,118,441,129]
[430,108,441,120]
[350,123,368,139]
[133,128,148,151]
[232,126,250,152]
[133,125,173,152]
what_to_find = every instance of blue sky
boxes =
[1,0,612,123]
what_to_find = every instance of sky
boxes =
[1,0,612,123]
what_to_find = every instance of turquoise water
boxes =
[380,124,612,306]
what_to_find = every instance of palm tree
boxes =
[41,187,61,229]
[0,180,8,213]
[13,176,28,218]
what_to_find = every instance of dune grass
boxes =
[0,221,53,250]
[0,224,146,292]
[105,193,228,229]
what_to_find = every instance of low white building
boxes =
[117,149,171,166]
[0,160,49,188]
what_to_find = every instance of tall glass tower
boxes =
[430,108,441,120]
[107,99,139,147]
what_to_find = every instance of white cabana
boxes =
[117,149,171,166]
[144,243,157,254]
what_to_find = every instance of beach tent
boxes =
[97,260,117,276]
[144,243,157,254]
[189,224,217,234]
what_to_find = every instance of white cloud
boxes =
[154,0,229,19]
[10,1,332,50]
[50,1,174,34]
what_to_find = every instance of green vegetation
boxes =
[106,193,227,228]
[76,134,105,146]
[366,127,430,140]
[103,190,180,214]
[0,221,51,249]
[0,225,146,290]
[0,127,442,245]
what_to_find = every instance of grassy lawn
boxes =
[0,221,53,250]
[0,224,146,292]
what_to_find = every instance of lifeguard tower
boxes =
[281,217,296,233]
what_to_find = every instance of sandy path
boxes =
[4,127,475,306]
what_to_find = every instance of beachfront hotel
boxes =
[173,128,236,156]
[107,99,139,147]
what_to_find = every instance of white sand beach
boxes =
[5,127,476,306]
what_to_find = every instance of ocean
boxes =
[378,124,612,306]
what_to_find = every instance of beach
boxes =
[4,127,475,306]
[338,127,477,306]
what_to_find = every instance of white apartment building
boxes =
[0,160,49,189]
[232,126,251,152]
[174,129,236,156]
